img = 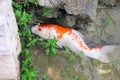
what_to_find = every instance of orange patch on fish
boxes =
[72,33,89,50]
[89,46,103,51]
[39,24,72,39]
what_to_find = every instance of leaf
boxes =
[21,74,27,80]
[92,59,100,65]
[52,48,57,55]
[28,69,37,79]
[69,54,76,62]
[27,39,38,47]
[64,47,71,54]
[25,49,30,55]
[15,9,22,17]
[42,8,51,16]
[29,0,39,6]
[42,73,48,79]
[80,51,85,59]
[104,16,112,25]
[65,66,71,72]
[45,49,50,55]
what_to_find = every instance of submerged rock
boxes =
[95,9,120,44]
[81,8,120,46]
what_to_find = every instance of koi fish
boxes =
[31,24,115,63]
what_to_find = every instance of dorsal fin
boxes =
[72,30,84,40]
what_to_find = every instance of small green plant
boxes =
[64,47,71,54]
[29,0,39,6]
[42,7,52,16]
[69,54,76,62]
[12,1,38,80]
[42,37,58,57]
[92,59,100,65]
[61,66,71,77]
[103,16,112,25]
[61,70,66,77]
[64,47,77,62]
[79,51,86,67]
[73,76,85,80]
[42,72,48,79]
[80,51,85,59]
[65,47,86,66]
[109,57,115,66]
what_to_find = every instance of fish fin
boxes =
[57,41,63,48]
[98,45,115,54]
[87,45,116,63]
[72,30,84,39]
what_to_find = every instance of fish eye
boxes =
[38,27,41,31]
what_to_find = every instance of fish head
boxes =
[31,24,57,39]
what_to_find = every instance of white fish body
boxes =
[31,24,115,63]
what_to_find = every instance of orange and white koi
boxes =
[31,24,115,63]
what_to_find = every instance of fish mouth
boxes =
[31,25,39,34]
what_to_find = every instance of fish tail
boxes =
[87,45,116,63]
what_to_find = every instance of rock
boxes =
[0,0,21,80]
[95,9,120,44]
[109,46,120,70]
[56,15,76,28]
[98,0,120,7]
[37,0,61,8]
[86,25,96,32]
[83,8,120,47]
[65,15,76,27]
[37,0,98,21]
[44,8,62,18]
[76,19,87,30]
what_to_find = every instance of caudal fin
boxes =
[87,45,116,63]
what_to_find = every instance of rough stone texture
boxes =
[0,0,21,80]
[56,15,76,28]
[45,8,62,18]
[81,8,120,47]
[37,0,98,20]
[95,9,120,44]
[98,0,120,6]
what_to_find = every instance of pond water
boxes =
[30,8,120,80]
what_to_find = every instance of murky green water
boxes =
[31,9,120,80]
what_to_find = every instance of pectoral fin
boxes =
[72,30,84,39]
[57,41,63,48]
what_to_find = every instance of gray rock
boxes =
[82,8,120,46]
[65,15,76,27]
[56,15,76,28]
[98,0,120,7]
[76,19,87,30]
[45,8,62,18]
[0,0,21,80]
[86,25,96,32]
[95,9,120,44]
[37,0,61,8]
[37,0,98,21]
